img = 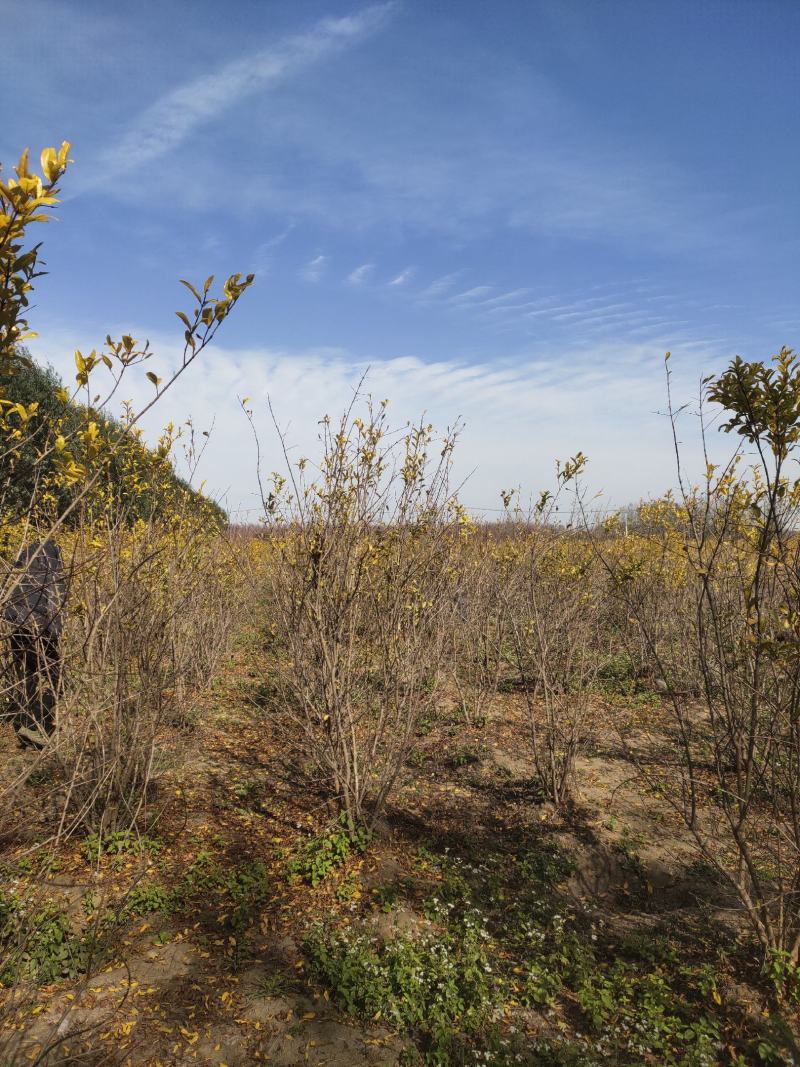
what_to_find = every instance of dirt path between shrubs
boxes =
[0,648,783,1065]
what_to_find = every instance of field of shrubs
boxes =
[3,145,800,1065]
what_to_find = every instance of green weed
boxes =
[0,891,92,985]
[576,961,720,1065]
[763,948,800,1003]
[305,907,498,1065]
[124,881,172,917]
[287,815,369,888]
[84,830,162,865]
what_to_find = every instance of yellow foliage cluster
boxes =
[0,143,71,358]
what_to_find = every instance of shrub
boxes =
[505,465,608,807]
[252,400,464,832]
[591,349,800,964]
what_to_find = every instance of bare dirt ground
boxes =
[1,641,797,1066]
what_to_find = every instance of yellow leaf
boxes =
[180,279,202,302]
[40,147,58,183]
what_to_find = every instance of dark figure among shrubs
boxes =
[1,540,65,747]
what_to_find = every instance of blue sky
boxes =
[6,0,799,517]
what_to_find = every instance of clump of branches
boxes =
[48,506,235,839]
[505,463,606,808]
[591,349,800,970]
[251,397,462,832]
[445,521,515,725]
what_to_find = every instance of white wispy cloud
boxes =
[302,254,328,281]
[428,277,741,353]
[417,272,465,300]
[29,325,732,519]
[543,303,634,324]
[484,300,552,317]
[252,223,296,273]
[473,289,531,307]
[90,3,397,182]
[213,66,724,252]
[389,265,718,353]
[388,267,414,286]
[449,285,495,304]
[346,262,374,285]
